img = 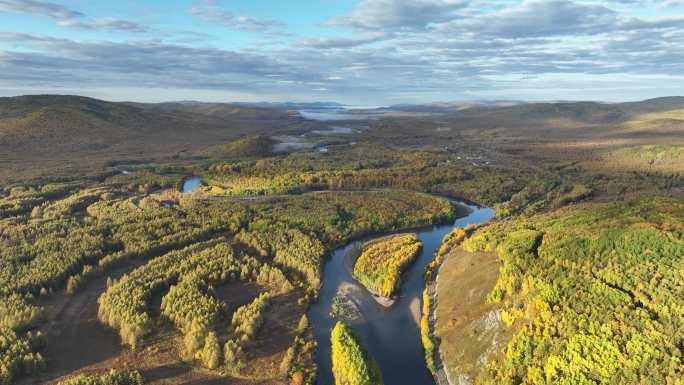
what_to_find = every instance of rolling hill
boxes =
[0,95,307,158]
[452,97,684,126]
[1,94,683,184]
[0,95,315,183]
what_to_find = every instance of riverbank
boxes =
[309,202,494,385]
[433,247,506,384]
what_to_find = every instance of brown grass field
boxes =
[434,249,508,384]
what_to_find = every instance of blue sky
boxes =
[0,0,683,104]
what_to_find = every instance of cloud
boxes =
[0,1,683,103]
[617,15,684,31]
[0,0,147,33]
[0,32,302,92]
[301,32,389,49]
[329,0,467,30]
[436,0,684,40]
[1,20,682,103]
[454,0,618,38]
[57,18,147,33]
[0,0,83,19]
[189,0,285,32]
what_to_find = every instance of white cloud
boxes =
[449,0,617,38]
[0,1,683,103]
[301,32,389,49]
[0,0,82,19]
[189,0,285,32]
[329,0,467,30]
[57,18,147,33]
[0,0,147,33]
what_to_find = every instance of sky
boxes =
[0,0,683,104]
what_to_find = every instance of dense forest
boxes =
[198,143,683,215]
[455,197,684,384]
[200,144,536,206]
[330,322,384,385]
[353,234,423,298]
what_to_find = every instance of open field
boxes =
[434,248,505,384]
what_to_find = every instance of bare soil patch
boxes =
[238,291,304,381]
[17,260,150,385]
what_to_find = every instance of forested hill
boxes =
[2,95,683,160]
[0,95,300,159]
[446,96,684,128]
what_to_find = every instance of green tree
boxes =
[201,332,221,370]
[297,314,309,332]
[330,322,383,385]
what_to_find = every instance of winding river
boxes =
[308,202,495,385]
[179,175,493,384]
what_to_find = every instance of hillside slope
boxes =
[0,95,301,159]
[453,97,684,128]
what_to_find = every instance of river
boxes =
[298,109,370,121]
[308,202,495,385]
[181,176,202,193]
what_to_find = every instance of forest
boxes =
[56,370,145,385]
[200,144,536,206]
[0,171,455,385]
[353,234,423,298]
[453,197,684,385]
[330,322,384,385]
[0,102,682,385]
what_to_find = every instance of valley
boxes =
[2,1,683,384]
[0,95,682,385]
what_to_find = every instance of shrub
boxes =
[57,369,145,385]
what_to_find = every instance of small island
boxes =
[331,322,384,385]
[353,233,423,302]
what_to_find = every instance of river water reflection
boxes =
[309,202,495,385]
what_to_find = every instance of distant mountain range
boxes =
[160,101,346,111]
[1,94,682,165]
[129,97,684,115]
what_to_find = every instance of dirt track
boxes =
[18,260,149,385]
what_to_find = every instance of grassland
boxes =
[593,144,684,174]
[433,248,506,383]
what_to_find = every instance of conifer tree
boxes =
[202,332,221,369]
